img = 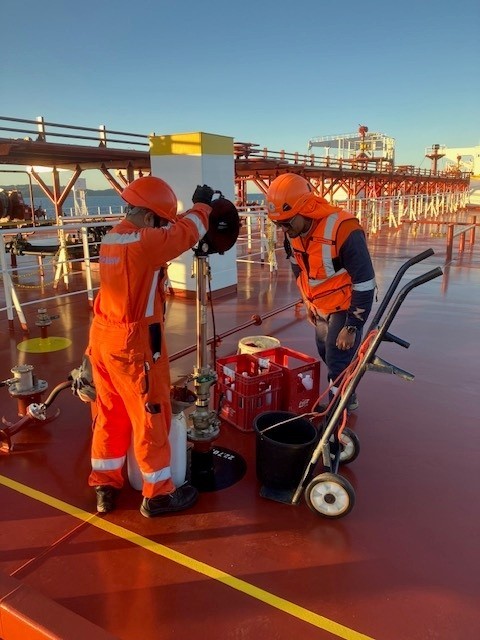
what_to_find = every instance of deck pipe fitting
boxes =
[188,367,220,442]
[5,364,48,416]
[35,308,60,339]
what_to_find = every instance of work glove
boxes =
[70,355,96,403]
[192,184,214,205]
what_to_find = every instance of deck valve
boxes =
[3,365,48,416]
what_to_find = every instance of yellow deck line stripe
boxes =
[0,474,375,640]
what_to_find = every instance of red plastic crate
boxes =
[214,353,283,432]
[255,347,321,413]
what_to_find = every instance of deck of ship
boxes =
[0,221,479,640]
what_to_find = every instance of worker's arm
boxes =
[338,222,376,329]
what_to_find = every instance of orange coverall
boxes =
[87,204,210,498]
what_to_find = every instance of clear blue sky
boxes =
[2,0,479,189]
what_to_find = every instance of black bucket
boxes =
[254,411,318,491]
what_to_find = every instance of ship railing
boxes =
[61,205,127,217]
[0,115,149,149]
[234,144,471,181]
[236,206,277,270]
[446,215,479,262]
[0,216,123,331]
[339,191,468,235]
[0,210,278,331]
[1,195,474,330]
[234,191,470,268]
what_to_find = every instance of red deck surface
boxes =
[0,224,479,640]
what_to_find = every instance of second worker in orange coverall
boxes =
[87,176,214,516]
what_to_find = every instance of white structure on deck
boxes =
[149,132,237,297]
[442,144,480,177]
[308,129,395,164]
[73,178,88,216]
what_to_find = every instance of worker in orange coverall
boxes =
[87,176,214,516]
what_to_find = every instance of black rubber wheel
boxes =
[339,427,360,465]
[305,472,355,518]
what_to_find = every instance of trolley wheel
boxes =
[339,427,360,465]
[305,472,355,518]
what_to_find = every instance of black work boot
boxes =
[140,484,199,518]
[95,485,119,514]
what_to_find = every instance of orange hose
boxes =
[311,329,379,437]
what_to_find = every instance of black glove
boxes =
[192,184,214,205]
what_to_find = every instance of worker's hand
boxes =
[306,307,317,326]
[192,184,214,205]
[70,355,96,402]
[336,327,357,351]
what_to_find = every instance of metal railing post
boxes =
[81,226,94,307]
[446,225,454,262]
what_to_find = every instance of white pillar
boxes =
[149,132,237,297]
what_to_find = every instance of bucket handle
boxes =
[258,412,318,435]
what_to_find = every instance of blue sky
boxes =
[2,0,479,189]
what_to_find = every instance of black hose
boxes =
[42,380,72,408]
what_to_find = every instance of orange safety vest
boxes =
[290,211,358,315]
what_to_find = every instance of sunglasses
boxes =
[273,215,296,229]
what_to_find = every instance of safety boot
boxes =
[140,484,198,518]
[95,485,119,514]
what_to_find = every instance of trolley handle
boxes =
[405,266,443,290]
[377,267,443,341]
[383,331,410,349]
[368,248,435,330]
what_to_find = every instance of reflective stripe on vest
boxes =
[321,213,339,278]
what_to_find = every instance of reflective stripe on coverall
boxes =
[88,204,210,498]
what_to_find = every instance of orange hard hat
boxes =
[121,176,177,222]
[266,173,317,221]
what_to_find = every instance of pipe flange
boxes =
[8,379,48,397]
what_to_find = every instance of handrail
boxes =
[235,145,471,180]
[0,115,471,181]
[0,114,149,148]
[446,219,478,262]
[169,300,301,364]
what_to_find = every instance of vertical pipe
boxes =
[81,226,94,307]
[27,173,36,227]
[0,241,14,325]
[469,215,476,246]
[195,255,208,372]
[259,213,265,262]
[446,225,454,262]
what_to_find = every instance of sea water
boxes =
[34,193,126,218]
[33,191,266,218]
